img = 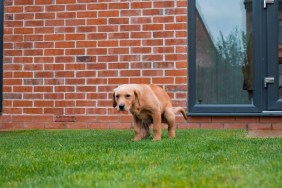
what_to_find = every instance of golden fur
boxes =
[113,84,187,141]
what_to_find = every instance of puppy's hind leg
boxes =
[164,108,176,138]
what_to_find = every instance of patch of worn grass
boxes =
[0,129,281,188]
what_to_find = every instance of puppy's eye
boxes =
[125,94,131,98]
[115,95,119,99]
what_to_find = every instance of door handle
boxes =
[264,0,274,8]
[264,77,275,87]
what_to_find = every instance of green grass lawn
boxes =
[0,130,281,188]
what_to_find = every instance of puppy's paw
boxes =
[133,136,142,142]
[153,136,161,141]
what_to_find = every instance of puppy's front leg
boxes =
[132,116,143,142]
[152,112,162,141]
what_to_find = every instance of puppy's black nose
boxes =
[119,104,125,111]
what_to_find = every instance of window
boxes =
[0,0,3,114]
[188,0,282,115]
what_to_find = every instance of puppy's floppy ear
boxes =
[112,91,117,107]
[133,89,141,107]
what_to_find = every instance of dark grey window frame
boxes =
[188,0,282,116]
[0,0,3,114]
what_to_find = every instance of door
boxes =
[188,0,282,114]
[266,0,282,110]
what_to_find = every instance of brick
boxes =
[224,123,247,129]
[131,17,152,24]
[55,56,75,63]
[153,62,174,69]
[57,0,76,4]
[76,41,97,48]
[153,16,174,23]
[143,9,163,16]
[86,108,107,115]
[44,108,64,114]
[143,24,163,31]
[142,39,163,46]
[154,47,174,53]
[57,12,76,19]
[142,55,163,61]
[165,39,187,45]
[142,70,163,77]
[165,8,186,15]
[65,123,88,129]
[152,77,174,84]
[14,28,34,34]
[65,49,85,55]
[85,4,106,11]
[98,25,119,32]
[130,78,151,84]
[35,0,53,5]
[67,4,87,11]
[55,27,75,33]
[98,56,118,63]
[25,6,44,12]
[66,34,86,40]
[132,2,152,9]
[131,47,151,54]
[120,55,140,62]
[35,13,55,19]
[24,35,44,41]
[259,117,282,123]
[14,42,33,49]
[45,20,64,26]
[272,123,282,130]
[44,34,64,41]
[66,19,86,26]
[23,108,43,115]
[87,18,107,25]
[120,70,140,77]
[131,32,151,39]
[166,70,187,76]
[108,48,129,54]
[212,117,236,123]
[201,123,224,129]
[108,18,129,24]
[120,40,141,46]
[46,5,65,11]
[55,41,75,48]
[109,3,129,9]
[165,23,187,30]
[98,10,119,17]
[14,0,33,5]
[178,123,201,129]
[77,26,97,33]
[108,33,129,39]
[98,41,118,47]
[77,11,97,18]
[88,123,109,130]
[44,49,64,56]
[120,10,141,17]
[108,78,129,85]
[248,123,272,130]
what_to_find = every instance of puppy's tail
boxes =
[173,107,188,121]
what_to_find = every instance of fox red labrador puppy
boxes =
[113,84,187,141]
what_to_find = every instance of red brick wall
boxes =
[1,0,281,131]
[1,0,188,129]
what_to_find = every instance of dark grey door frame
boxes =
[266,0,282,110]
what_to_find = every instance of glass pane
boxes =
[279,2,282,98]
[195,0,253,104]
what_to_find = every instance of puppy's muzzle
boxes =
[118,104,125,111]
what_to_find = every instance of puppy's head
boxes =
[112,85,139,112]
